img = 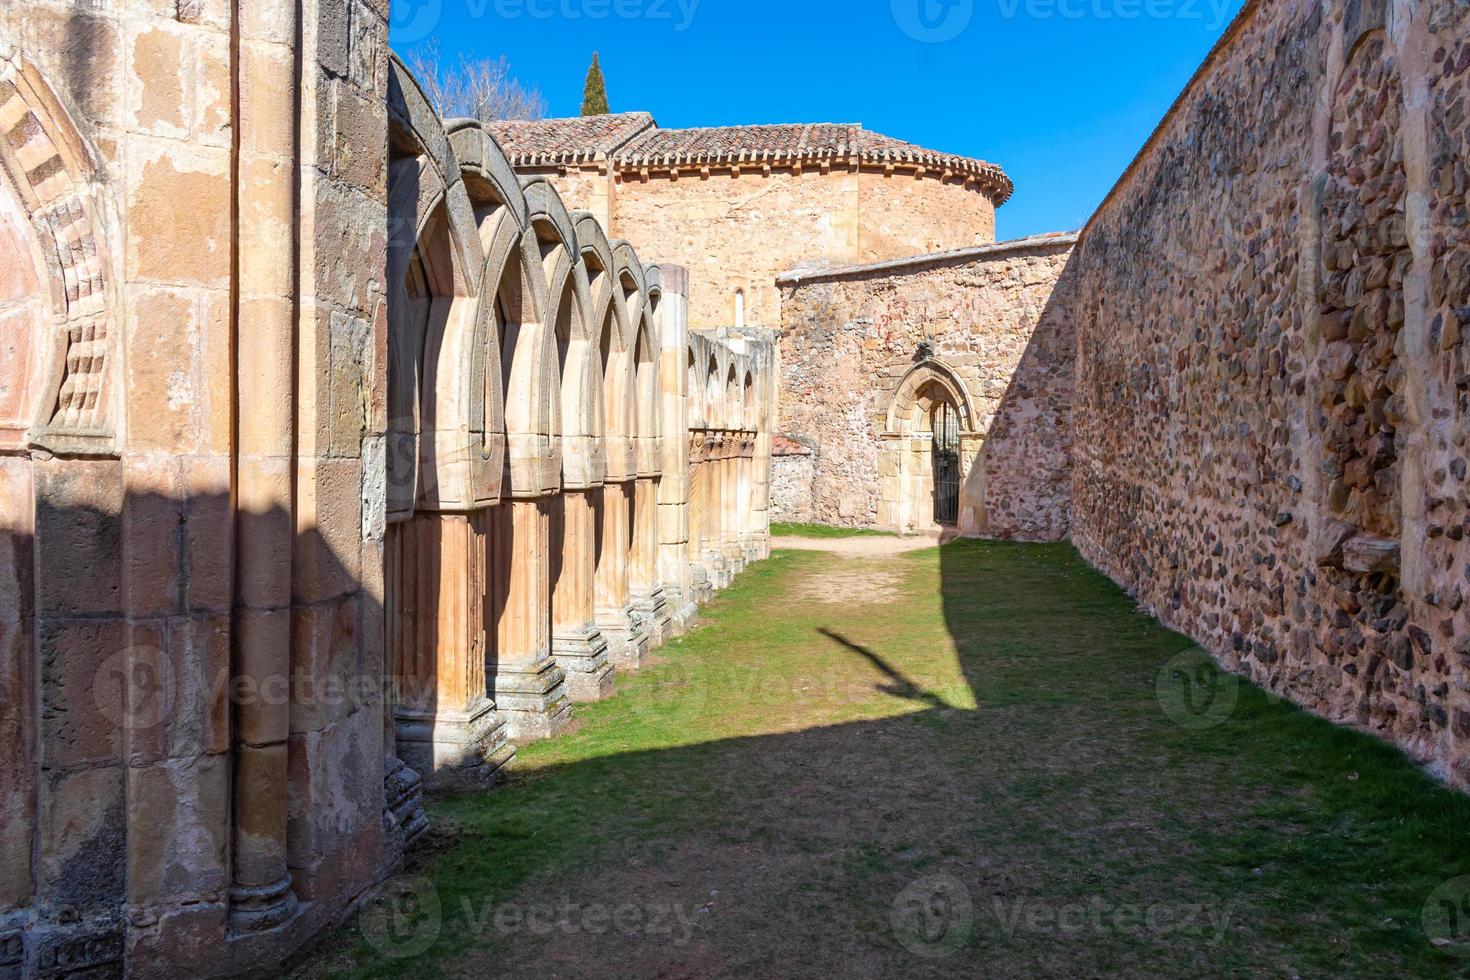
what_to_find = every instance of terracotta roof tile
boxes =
[485,115,1013,204]
[482,112,656,166]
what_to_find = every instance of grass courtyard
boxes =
[297,538,1470,979]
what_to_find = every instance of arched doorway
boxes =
[881,360,975,534]
[928,390,961,526]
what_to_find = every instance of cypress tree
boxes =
[581,53,610,116]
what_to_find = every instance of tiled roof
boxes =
[485,115,1013,204]
[482,112,655,166]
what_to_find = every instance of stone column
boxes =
[629,476,668,645]
[488,498,571,741]
[389,514,513,787]
[551,489,614,701]
[657,266,695,629]
[721,433,744,576]
[738,434,756,562]
[703,434,728,588]
[751,428,772,560]
[686,435,711,603]
[229,0,299,935]
[595,481,647,667]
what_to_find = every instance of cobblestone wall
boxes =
[1071,0,1470,789]
[777,235,1076,539]
[770,451,816,524]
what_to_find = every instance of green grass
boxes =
[769,521,895,538]
[296,541,1470,980]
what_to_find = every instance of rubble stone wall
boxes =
[777,236,1076,539]
[1070,0,1470,789]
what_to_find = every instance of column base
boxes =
[27,916,125,979]
[632,586,670,647]
[553,626,616,702]
[383,756,430,852]
[689,565,714,605]
[491,656,574,742]
[598,604,650,670]
[395,698,515,792]
[227,876,300,936]
[724,542,746,577]
[703,551,730,590]
[661,586,697,637]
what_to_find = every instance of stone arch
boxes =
[0,54,117,456]
[632,310,660,476]
[886,359,975,435]
[574,220,628,486]
[443,121,558,499]
[881,359,975,533]
[686,346,702,429]
[705,352,722,429]
[613,241,653,476]
[386,55,497,517]
[525,177,602,489]
[742,371,755,431]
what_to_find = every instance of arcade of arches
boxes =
[0,14,771,975]
[4,0,1470,977]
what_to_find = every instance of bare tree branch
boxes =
[404,42,548,123]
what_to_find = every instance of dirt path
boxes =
[768,529,955,558]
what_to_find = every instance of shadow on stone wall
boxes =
[0,486,413,979]
[959,250,1079,543]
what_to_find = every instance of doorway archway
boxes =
[880,360,975,533]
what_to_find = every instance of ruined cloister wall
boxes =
[531,166,1000,331]
[0,4,775,977]
[776,236,1077,539]
[1070,0,1470,788]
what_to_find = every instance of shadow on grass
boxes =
[294,540,1470,980]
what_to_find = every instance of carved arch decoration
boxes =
[885,358,976,435]
[446,121,558,498]
[704,351,722,430]
[610,240,653,480]
[386,55,500,518]
[0,54,117,456]
[524,177,602,490]
[572,210,628,480]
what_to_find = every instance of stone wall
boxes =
[1070,0,1470,789]
[529,166,999,331]
[770,442,816,524]
[776,235,1077,539]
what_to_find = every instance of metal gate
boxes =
[931,400,960,526]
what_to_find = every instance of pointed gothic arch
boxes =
[881,359,977,533]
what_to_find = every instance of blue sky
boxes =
[390,0,1247,239]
